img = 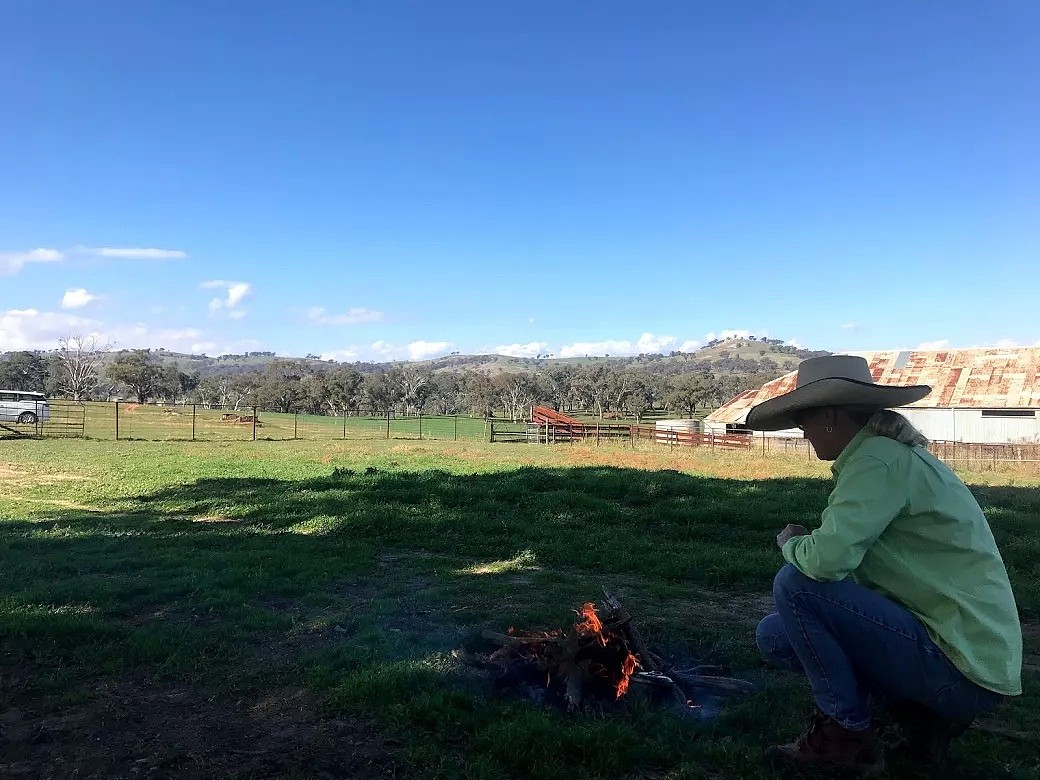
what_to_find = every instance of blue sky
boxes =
[2,2,1037,361]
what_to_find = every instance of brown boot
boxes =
[886,699,970,763]
[768,711,885,777]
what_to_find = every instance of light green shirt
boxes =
[782,428,1022,696]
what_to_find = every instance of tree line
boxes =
[0,337,783,421]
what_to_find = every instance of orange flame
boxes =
[615,653,639,699]
[575,602,607,646]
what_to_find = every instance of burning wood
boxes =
[465,588,754,713]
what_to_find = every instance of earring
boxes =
[825,426,833,433]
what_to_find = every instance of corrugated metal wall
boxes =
[901,409,1040,443]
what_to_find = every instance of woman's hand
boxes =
[776,524,810,549]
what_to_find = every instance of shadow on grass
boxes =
[2,466,1038,779]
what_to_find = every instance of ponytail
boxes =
[865,409,929,447]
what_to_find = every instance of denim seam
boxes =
[788,587,940,650]
[928,679,966,709]
[784,588,934,731]
[790,599,845,726]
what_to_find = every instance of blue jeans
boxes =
[757,564,1003,731]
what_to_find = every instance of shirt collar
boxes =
[831,426,874,477]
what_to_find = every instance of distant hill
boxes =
[111,336,828,379]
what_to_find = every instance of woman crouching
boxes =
[746,356,1021,777]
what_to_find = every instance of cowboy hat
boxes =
[744,355,932,431]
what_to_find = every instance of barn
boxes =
[704,347,1040,444]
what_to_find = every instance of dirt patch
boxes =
[0,674,398,779]
[0,463,93,510]
[190,514,239,524]
[0,462,90,486]
[0,493,93,510]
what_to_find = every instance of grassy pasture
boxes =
[61,402,500,442]
[0,439,1037,779]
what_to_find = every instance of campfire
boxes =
[459,589,755,713]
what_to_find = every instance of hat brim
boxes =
[744,378,932,431]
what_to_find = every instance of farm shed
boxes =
[704,347,1040,444]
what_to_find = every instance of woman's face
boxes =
[792,407,845,461]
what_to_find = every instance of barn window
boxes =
[980,409,1036,418]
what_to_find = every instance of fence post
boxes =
[454,415,458,441]
[192,404,197,441]
[596,423,600,446]
[115,401,119,440]
[252,406,257,441]
[343,409,347,440]
[418,413,423,441]
[489,421,495,443]
[386,409,391,439]
[294,412,298,440]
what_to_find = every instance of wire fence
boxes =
[6,401,1039,472]
[2,400,495,442]
[492,420,1040,472]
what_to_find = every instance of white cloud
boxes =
[634,332,677,353]
[369,340,400,359]
[0,248,65,276]
[104,323,205,347]
[201,280,252,316]
[840,322,860,331]
[2,244,185,276]
[558,332,680,358]
[495,341,549,358]
[349,340,454,362]
[61,288,99,309]
[0,308,95,350]
[408,340,453,360]
[78,246,186,260]
[916,339,950,350]
[560,340,628,358]
[0,307,261,356]
[307,306,384,326]
[319,348,360,361]
[703,328,767,343]
[677,340,701,352]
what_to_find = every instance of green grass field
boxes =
[1,439,1037,778]
[39,402,501,442]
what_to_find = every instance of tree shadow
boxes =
[1,465,1037,779]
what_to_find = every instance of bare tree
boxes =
[496,373,537,423]
[55,335,110,400]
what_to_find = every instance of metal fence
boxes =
[929,440,1040,470]
[1,401,495,442]
[491,421,1040,471]
[6,402,1038,472]
[0,399,85,438]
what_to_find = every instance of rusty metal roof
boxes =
[705,347,1040,424]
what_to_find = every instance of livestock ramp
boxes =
[531,406,582,426]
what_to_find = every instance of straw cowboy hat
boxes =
[745,355,932,431]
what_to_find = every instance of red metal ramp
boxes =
[531,406,582,425]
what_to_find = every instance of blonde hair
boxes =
[853,408,929,447]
